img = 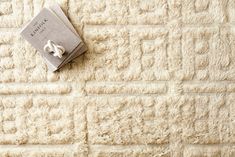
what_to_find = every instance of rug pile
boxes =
[0,0,234,156]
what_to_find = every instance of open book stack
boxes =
[20,4,87,71]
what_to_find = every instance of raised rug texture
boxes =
[0,0,235,156]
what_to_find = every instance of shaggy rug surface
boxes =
[0,0,234,156]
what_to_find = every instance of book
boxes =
[20,3,87,72]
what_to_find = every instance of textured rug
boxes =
[0,0,235,156]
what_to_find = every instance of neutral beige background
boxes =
[0,0,235,156]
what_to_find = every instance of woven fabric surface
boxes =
[0,0,235,156]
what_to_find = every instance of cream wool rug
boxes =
[0,0,235,156]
